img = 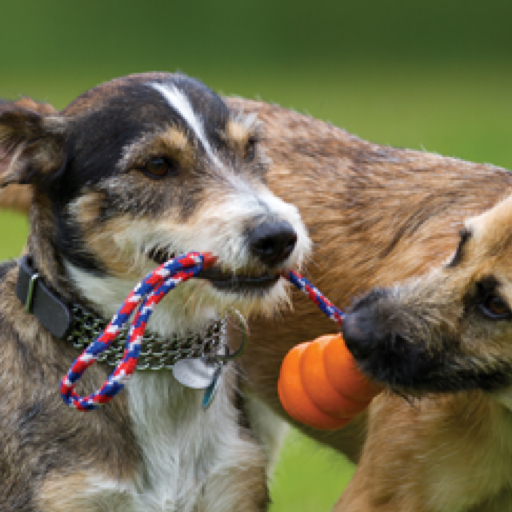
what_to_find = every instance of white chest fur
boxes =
[82,368,265,512]
[128,371,237,510]
[62,246,283,511]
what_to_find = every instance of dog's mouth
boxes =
[198,267,281,292]
[148,247,176,265]
[147,247,281,292]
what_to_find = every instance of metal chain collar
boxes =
[67,303,226,371]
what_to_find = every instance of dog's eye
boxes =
[479,295,512,320]
[244,138,256,162]
[142,157,177,179]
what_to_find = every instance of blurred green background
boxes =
[1,1,512,510]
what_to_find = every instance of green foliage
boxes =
[270,429,354,512]
[1,0,511,76]
[0,212,28,260]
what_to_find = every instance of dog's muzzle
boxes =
[148,220,298,293]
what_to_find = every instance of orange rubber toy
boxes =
[278,333,382,430]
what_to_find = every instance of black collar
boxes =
[15,255,227,370]
[16,255,74,339]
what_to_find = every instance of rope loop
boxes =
[60,253,212,411]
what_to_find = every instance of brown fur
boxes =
[0,184,32,213]
[3,95,512,510]
[338,194,512,511]
[119,127,194,172]
[0,263,139,511]
[231,99,512,510]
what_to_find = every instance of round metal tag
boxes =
[172,357,220,390]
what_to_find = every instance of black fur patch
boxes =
[357,339,511,393]
[447,227,472,268]
[54,206,105,274]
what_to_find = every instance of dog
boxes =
[225,99,512,511]
[337,192,512,512]
[0,73,311,511]
[4,88,512,511]
[221,99,512,458]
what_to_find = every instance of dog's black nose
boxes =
[248,221,297,265]
[342,311,380,361]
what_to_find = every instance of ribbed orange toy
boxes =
[278,333,382,430]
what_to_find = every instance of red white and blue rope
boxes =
[60,252,215,411]
[60,252,343,412]
[286,270,345,327]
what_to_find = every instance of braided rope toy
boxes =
[60,255,380,421]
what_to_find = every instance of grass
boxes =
[269,430,355,512]
[0,211,29,260]
[1,61,512,511]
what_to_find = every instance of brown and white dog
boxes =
[0,73,311,511]
[4,81,512,511]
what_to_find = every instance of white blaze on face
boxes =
[150,82,222,168]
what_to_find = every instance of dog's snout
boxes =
[343,303,439,391]
[248,221,297,265]
[343,311,382,361]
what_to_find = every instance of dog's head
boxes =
[0,73,310,335]
[342,192,512,399]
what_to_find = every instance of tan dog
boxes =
[340,193,512,511]
[228,99,512,511]
[225,99,511,452]
[3,92,512,510]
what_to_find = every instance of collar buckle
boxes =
[25,271,39,313]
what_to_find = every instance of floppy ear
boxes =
[0,97,66,188]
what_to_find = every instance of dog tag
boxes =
[172,357,221,390]
[203,367,223,410]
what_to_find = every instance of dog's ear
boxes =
[0,98,66,188]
